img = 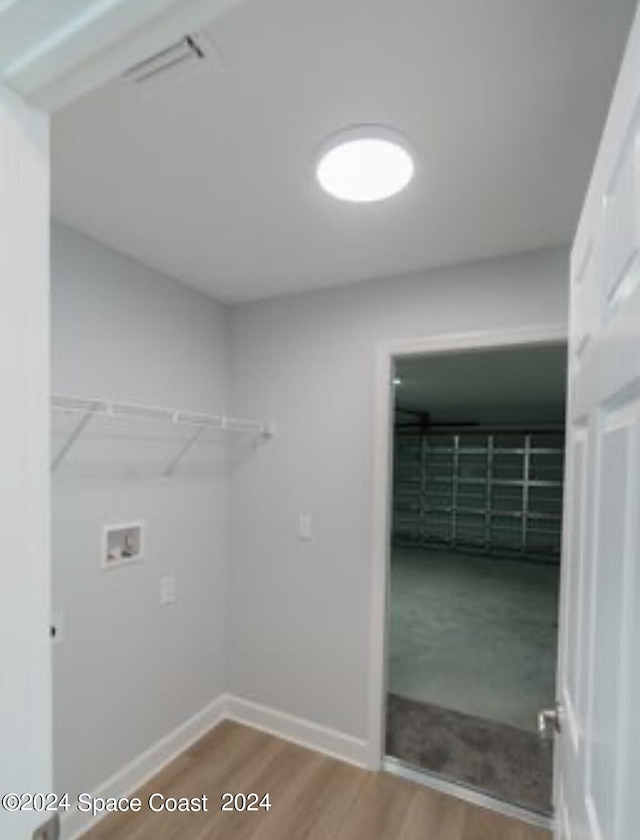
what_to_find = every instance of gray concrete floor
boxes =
[388,548,560,732]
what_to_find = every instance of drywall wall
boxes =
[51,222,230,804]
[228,246,569,742]
[50,227,569,801]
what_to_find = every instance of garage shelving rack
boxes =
[392,428,565,562]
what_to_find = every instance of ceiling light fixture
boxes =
[316,126,415,203]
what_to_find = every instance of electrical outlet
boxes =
[160,575,176,606]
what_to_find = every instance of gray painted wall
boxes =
[51,223,230,801]
[51,227,569,798]
[228,246,569,740]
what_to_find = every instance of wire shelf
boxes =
[50,393,275,473]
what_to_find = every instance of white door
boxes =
[556,4,640,839]
[0,84,53,839]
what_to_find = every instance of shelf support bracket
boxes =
[51,407,97,471]
[163,425,206,477]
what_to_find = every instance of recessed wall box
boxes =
[101,522,144,570]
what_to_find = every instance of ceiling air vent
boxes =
[122,34,212,87]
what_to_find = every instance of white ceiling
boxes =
[395,345,567,425]
[52,0,636,303]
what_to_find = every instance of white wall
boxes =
[0,83,52,840]
[51,223,230,803]
[228,246,569,742]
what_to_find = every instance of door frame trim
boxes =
[367,321,568,770]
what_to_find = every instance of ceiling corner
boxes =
[0,0,247,112]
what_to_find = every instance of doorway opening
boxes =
[383,341,567,816]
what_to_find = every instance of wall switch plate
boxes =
[160,575,176,606]
[298,513,312,541]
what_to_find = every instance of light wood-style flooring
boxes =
[82,721,551,840]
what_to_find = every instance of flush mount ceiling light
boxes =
[316,126,415,203]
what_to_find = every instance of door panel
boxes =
[602,114,640,311]
[557,5,640,838]
[572,241,596,364]
[561,426,586,751]
[619,453,640,840]
[586,407,636,840]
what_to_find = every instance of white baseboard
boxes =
[226,695,370,769]
[61,694,228,840]
[61,693,370,839]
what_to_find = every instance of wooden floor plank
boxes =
[399,785,468,839]
[334,771,419,840]
[79,721,551,840]
[196,735,325,840]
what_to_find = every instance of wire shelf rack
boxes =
[50,393,275,475]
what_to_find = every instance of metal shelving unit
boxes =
[392,429,564,561]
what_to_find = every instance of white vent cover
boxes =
[122,34,213,87]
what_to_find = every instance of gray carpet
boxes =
[386,693,553,814]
